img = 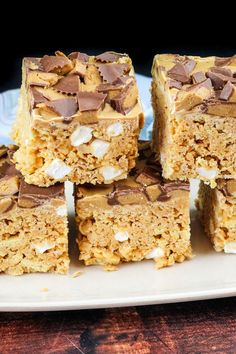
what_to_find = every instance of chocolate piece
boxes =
[52,75,80,94]
[98,64,130,84]
[40,55,72,74]
[220,81,234,101]
[96,52,125,63]
[136,166,162,186]
[210,67,233,77]
[68,52,89,62]
[0,198,16,214]
[215,57,233,66]
[192,72,206,84]
[0,146,8,158]
[0,175,19,196]
[45,99,78,117]
[108,185,147,206]
[97,82,124,92]
[31,87,48,108]
[187,78,213,91]
[168,79,182,90]
[206,71,236,90]
[0,162,20,179]
[18,181,64,208]
[110,81,138,114]
[77,92,107,112]
[162,181,190,193]
[167,63,191,84]
[183,59,196,74]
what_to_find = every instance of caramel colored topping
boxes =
[27,71,59,87]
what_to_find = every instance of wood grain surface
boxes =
[1,298,236,354]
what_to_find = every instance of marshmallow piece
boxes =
[70,125,93,147]
[100,166,123,181]
[196,167,218,179]
[90,139,110,158]
[45,159,72,179]
[56,205,67,217]
[145,247,164,259]
[34,241,55,254]
[114,230,129,242]
[224,242,236,254]
[107,123,123,137]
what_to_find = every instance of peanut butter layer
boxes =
[152,54,236,184]
[76,141,190,210]
[0,145,65,212]
[25,51,143,127]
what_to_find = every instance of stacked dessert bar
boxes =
[151,54,236,253]
[9,50,192,272]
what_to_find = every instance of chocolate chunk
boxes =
[192,72,206,84]
[30,87,48,108]
[97,82,124,92]
[68,52,89,62]
[167,63,191,84]
[98,64,130,84]
[206,71,236,90]
[136,166,162,186]
[110,81,138,114]
[163,181,190,193]
[187,78,213,92]
[108,184,147,206]
[215,57,233,66]
[77,92,107,112]
[0,162,20,179]
[0,146,8,158]
[18,181,64,208]
[210,66,233,77]
[52,75,80,94]
[45,99,78,117]
[96,52,126,63]
[220,81,234,101]
[168,79,182,89]
[183,59,196,74]
[40,55,72,74]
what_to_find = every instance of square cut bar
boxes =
[12,51,144,187]
[75,141,192,270]
[151,54,236,186]
[197,179,236,253]
[0,145,69,275]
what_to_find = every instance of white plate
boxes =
[1,78,236,312]
[1,180,236,312]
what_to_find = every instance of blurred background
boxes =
[0,5,234,93]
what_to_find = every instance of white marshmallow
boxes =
[56,205,67,217]
[91,139,110,158]
[196,167,218,179]
[100,166,123,181]
[145,247,164,259]
[224,242,236,254]
[114,231,129,242]
[70,125,93,147]
[34,242,55,254]
[107,123,123,137]
[45,159,72,179]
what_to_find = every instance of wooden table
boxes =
[1,297,236,353]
